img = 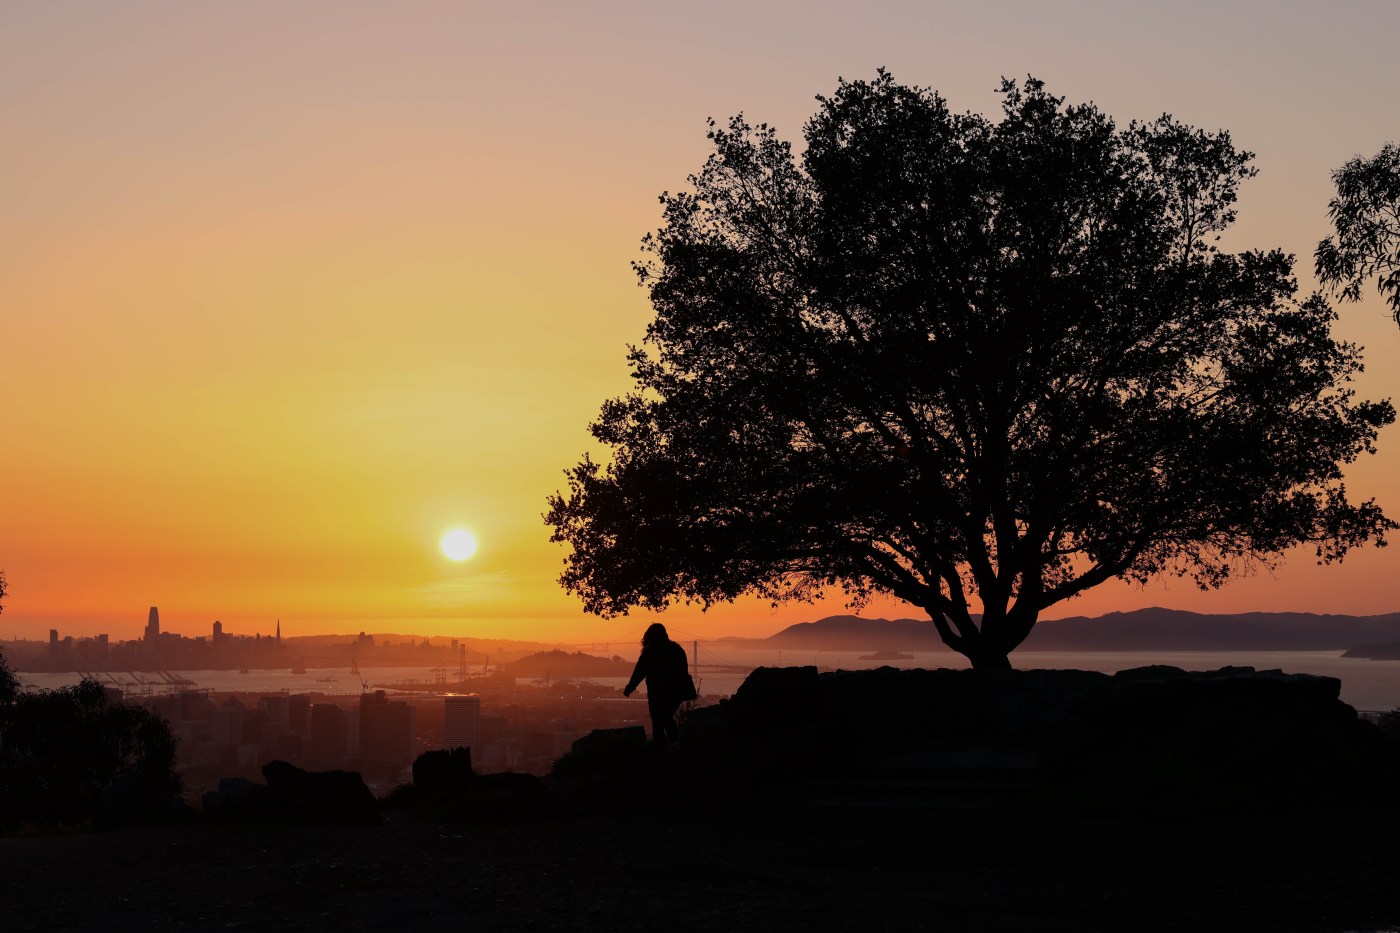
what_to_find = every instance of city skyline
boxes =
[4,2,1400,643]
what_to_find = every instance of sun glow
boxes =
[440,528,478,562]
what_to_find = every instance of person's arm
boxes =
[623,648,648,697]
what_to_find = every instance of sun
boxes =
[439,528,478,562]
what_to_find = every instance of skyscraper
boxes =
[259,694,290,727]
[444,695,481,753]
[359,690,416,763]
[309,703,347,767]
[145,606,161,643]
[212,697,246,747]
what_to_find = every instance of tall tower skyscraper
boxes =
[145,607,161,643]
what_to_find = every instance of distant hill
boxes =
[724,608,1400,653]
[760,615,949,652]
[1023,608,1400,652]
[1342,641,1400,660]
[503,650,634,678]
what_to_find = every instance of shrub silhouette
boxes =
[1376,707,1400,743]
[0,650,181,831]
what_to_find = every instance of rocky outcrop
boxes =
[708,664,1399,813]
[390,749,555,821]
[726,664,1110,746]
[200,762,377,825]
[1048,665,1395,812]
[200,776,272,816]
[548,726,650,793]
[261,760,378,825]
[412,747,475,797]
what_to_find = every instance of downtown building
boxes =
[443,695,482,755]
[359,691,416,764]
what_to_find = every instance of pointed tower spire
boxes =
[276,619,282,645]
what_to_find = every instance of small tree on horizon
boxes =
[547,73,1395,670]
[0,572,14,705]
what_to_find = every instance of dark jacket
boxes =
[625,639,690,707]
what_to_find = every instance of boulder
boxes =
[728,666,823,734]
[260,760,378,825]
[201,776,271,817]
[428,771,554,821]
[549,726,650,786]
[412,748,475,796]
[569,725,648,755]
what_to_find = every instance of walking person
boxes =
[623,623,694,754]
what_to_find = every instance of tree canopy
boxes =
[0,573,182,829]
[0,676,181,830]
[0,648,16,709]
[547,73,1395,668]
[1316,142,1400,326]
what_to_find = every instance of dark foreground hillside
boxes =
[6,665,1400,931]
[4,802,1400,932]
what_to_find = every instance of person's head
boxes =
[641,623,670,648]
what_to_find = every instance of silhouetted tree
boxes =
[1316,143,1400,326]
[0,648,17,708]
[547,73,1395,669]
[0,674,181,830]
[1377,707,1400,743]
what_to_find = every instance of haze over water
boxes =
[20,648,1400,712]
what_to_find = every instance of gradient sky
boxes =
[3,1,1399,643]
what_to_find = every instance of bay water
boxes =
[18,647,1400,712]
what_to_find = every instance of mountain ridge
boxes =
[716,607,1400,652]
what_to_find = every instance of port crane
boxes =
[349,652,369,694]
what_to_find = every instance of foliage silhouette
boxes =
[548,72,1395,668]
[0,646,17,710]
[1376,707,1400,743]
[0,573,17,706]
[1316,143,1400,326]
[0,663,181,831]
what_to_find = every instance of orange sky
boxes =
[3,2,1399,644]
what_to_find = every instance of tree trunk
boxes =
[966,648,1013,670]
[930,609,1018,669]
[961,604,1019,670]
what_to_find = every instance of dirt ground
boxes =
[3,800,1400,932]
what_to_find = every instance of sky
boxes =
[3,1,1399,644]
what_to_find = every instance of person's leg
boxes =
[663,701,681,745]
[649,700,670,755]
